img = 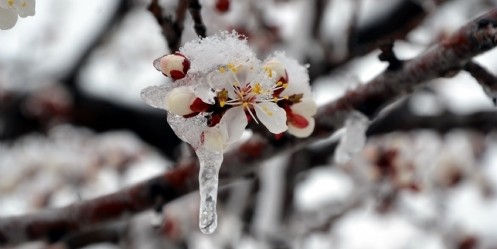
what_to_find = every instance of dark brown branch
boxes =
[1,8,497,247]
[148,0,189,52]
[311,0,328,39]
[464,61,497,105]
[0,160,198,245]
[188,0,207,38]
[368,104,497,136]
[317,8,497,121]
[310,0,451,79]
[378,41,403,71]
[61,221,126,249]
[309,106,497,167]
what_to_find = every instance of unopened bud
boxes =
[158,53,190,80]
[165,86,197,116]
[215,0,230,13]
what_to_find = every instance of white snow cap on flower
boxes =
[0,0,35,30]
[141,31,317,152]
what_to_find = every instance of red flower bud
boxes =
[215,0,230,13]
[158,53,190,80]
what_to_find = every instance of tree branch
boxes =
[188,0,207,38]
[148,0,189,52]
[464,60,497,104]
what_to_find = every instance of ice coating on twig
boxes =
[334,112,370,164]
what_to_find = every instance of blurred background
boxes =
[2,0,497,248]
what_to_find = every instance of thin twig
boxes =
[148,0,189,52]
[464,61,497,105]
[188,0,207,38]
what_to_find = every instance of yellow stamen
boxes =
[282,83,288,88]
[252,82,263,94]
[7,0,14,6]
[227,63,238,73]
[218,66,226,73]
[264,67,273,78]
[218,89,229,107]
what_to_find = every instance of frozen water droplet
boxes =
[335,111,369,164]
[153,56,163,72]
[196,148,223,234]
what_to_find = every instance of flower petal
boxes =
[219,106,247,144]
[288,117,315,138]
[291,98,317,117]
[208,70,238,100]
[15,0,35,18]
[0,7,17,30]
[0,0,12,9]
[254,102,287,134]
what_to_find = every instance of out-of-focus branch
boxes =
[310,0,451,79]
[317,8,497,122]
[309,106,497,167]
[1,8,497,247]
[148,0,189,52]
[61,221,126,249]
[0,160,198,245]
[188,0,207,38]
[464,60,497,104]
[311,0,329,39]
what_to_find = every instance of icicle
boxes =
[196,147,223,234]
[334,111,369,164]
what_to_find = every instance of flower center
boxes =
[212,63,292,124]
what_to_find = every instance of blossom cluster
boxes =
[0,0,35,30]
[141,32,317,152]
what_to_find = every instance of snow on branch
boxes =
[1,7,497,247]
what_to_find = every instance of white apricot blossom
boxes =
[141,32,317,152]
[0,0,35,30]
[141,31,317,234]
